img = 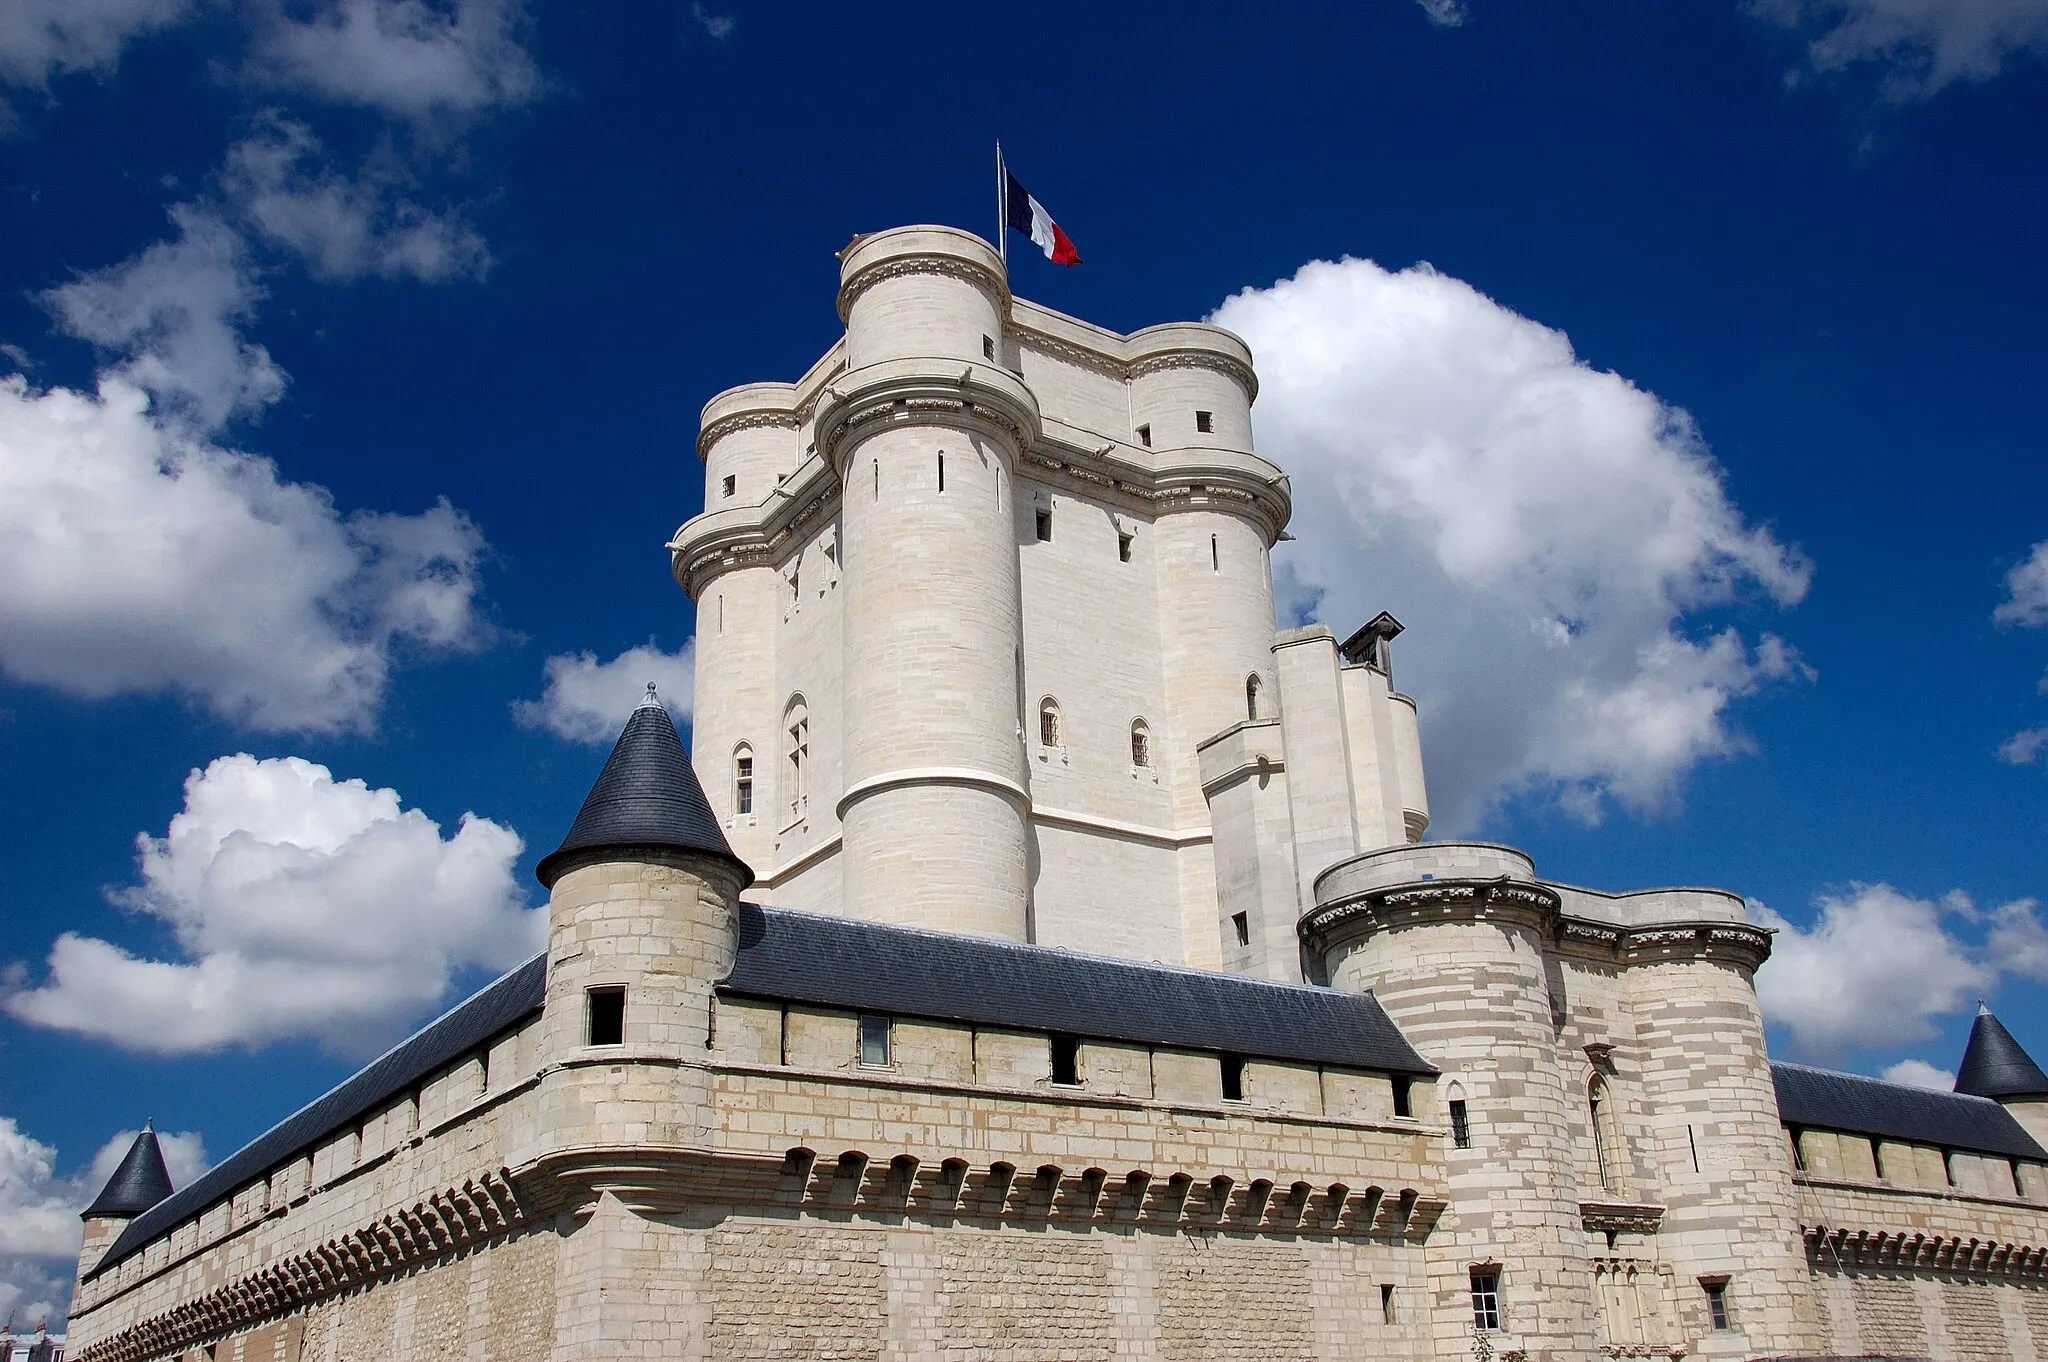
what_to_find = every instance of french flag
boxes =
[1005,170,1082,267]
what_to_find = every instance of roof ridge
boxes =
[746,902,1344,996]
[1771,1059,2001,1104]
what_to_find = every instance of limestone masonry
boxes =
[64,226,2048,1361]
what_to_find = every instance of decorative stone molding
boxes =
[836,254,1010,322]
[1128,348,1261,404]
[71,1169,529,1362]
[1804,1221,2048,1276]
[1582,1200,1666,1235]
[695,408,800,460]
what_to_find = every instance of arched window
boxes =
[1446,1080,1471,1149]
[1246,674,1263,721]
[1038,697,1061,748]
[1130,719,1152,768]
[784,696,809,819]
[1590,1075,1623,1193]
[733,744,755,817]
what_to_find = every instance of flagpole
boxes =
[995,139,1007,266]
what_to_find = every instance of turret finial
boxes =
[639,682,662,710]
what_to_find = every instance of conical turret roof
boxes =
[535,685,751,889]
[1955,1006,2048,1100]
[82,1122,174,1221]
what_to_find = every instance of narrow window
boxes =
[1231,911,1250,947]
[1211,534,1220,571]
[1118,531,1134,562]
[785,698,809,818]
[734,747,754,815]
[982,334,995,360]
[1039,698,1060,748]
[1469,1270,1502,1332]
[721,473,736,498]
[717,593,724,635]
[1872,1139,1888,1181]
[1035,507,1053,541]
[1130,720,1151,767]
[1591,1076,1615,1191]
[1392,1076,1414,1118]
[937,451,945,492]
[858,1013,892,1068]
[1050,1035,1080,1086]
[1196,410,1213,434]
[873,459,879,501]
[1136,423,1151,447]
[2012,1158,2026,1197]
[1788,1127,1806,1172]
[1380,1284,1397,1324]
[1221,1055,1246,1102]
[1703,1281,1730,1331]
[1943,1149,1958,1187]
[587,987,625,1046]
[1245,674,1262,721]
[1450,1099,1471,1149]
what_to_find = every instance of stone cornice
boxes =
[1298,877,1771,973]
[70,1169,530,1362]
[1007,322,1261,404]
[695,408,800,461]
[667,456,841,599]
[837,254,1010,323]
[1803,1220,2048,1277]
[1580,1199,1665,1235]
[1127,348,1260,404]
[814,359,1041,476]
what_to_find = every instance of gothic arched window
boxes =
[1246,674,1263,721]
[733,743,755,817]
[1130,719,1152,768]
[1038,697,1061,748]
[784,696,809,819]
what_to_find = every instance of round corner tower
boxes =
[820,226,1040,938]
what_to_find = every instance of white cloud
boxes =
[1996,540,2048,628]
[4,754,540,1054]
[42,207,285,432]
[0,369,490,732]
[0,0,191,91]
[246,0,541,121]
[222,114,489,282]
[1881,1058,1956,1089]
[1415,0,1468,26]
[1212,257,1812,832]
[1750,884,2005,1055]
[0,1117,206,1330]
[689,3,736,39]
[2001,726,2048,765]
[514,640,695,744]
[1753,0,2048,99]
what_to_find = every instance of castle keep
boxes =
[62,226,2048,1361]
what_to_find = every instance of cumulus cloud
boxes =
[0,1118,206,1329]
[1747,884,2048,1057]
[689,3,736,39]
[0,0,191,92]
[1753,0,2048,99]
[1881,1058,1956,1089]
[0,369,490,731]
[245,0,540,121]
[1415,0,1468,26]
[42,207,284,432]
[1213,258,1812,831]
[2002,726,2048,766]
[4,754,539,1054]
[1993,539,2048,761]
[222,114,489,281]
[514,640,695,744]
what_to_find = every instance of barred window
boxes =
[1039,697,1061,748]
[1130,720,1151,767]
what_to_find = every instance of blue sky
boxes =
[3,0,2048,1326]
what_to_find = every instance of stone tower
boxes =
[76,1122,173,1287]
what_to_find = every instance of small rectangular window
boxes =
[858,1013,892,1068]
[1136,423,1151,447]
[1211,535,1219,571]
[1231,911,1249,947]
[982,334,995,360]
[1195,410,1213,434]
[1050,1035,1080,1086]
[587,987,625,1046]
[721,474,736,498]
[1380,1284,1397,1324]
[1220,1055,1246,1102]
[1035,508,1052,541]
[1470,1270,1501,1332]
[735,756,754,815]
[937,452,945,492]
[1392,1076,1414,1119]
[1703,1280,1730,1331]
[1118,532,1133,563]
[1450,1099,1471,1149]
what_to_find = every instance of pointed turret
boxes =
[535,684,751,889]
[1955,1004,2048,1100]
[81,1121,173,1221]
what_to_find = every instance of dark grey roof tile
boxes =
[82,1126,173,1221]
[1773,1061,2047,1161]
[1955,1009,2048,1101]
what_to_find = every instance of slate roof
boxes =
[722,904,1436,1076]
[90,903,1434,1279]
[1773,1061,2048,1161]
[1955,1008,2048,1101]
[82,1125,174,1221]
[535,687,751,890]
[88,953,548,1279]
